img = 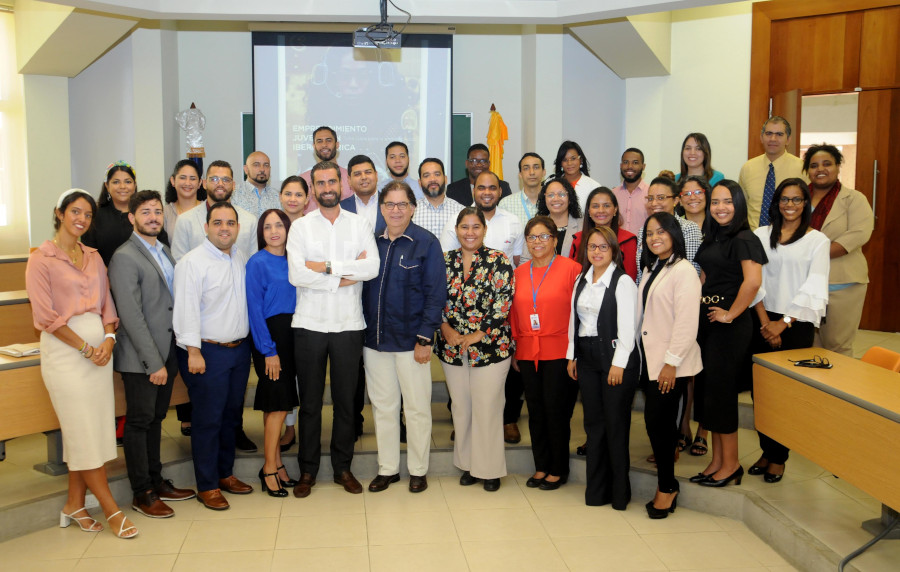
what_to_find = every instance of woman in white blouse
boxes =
[750,178,830,483]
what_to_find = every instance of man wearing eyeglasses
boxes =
[361,181,446,493]
[171,160,259,262]
[446,144,512,206]
[738,116,806,231]
[287,160,380,498]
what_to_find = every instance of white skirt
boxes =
[40,312,116,471]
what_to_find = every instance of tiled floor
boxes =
[2,331,899,570]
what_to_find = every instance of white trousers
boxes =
[363,348,432,476]
[441,357,510,479]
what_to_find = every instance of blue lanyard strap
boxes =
[521,193,536,220]
[529,255,556,311]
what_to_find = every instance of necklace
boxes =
[53,238,79,264]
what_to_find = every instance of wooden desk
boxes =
[753,349,900,512]
[0,290,38,346]
[0,254,28,292]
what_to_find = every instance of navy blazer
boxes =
[446,177,512,207]
[340,194,386,236]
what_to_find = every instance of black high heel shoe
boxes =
[646,483,680,519]
[689,472,713,483]
[259,468,288,498]
[277,465,298,488]
[699,466,744,487]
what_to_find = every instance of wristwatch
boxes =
[782,315,792,328]
[104,333,117,343]
[416,337,432,346]
[325,261,332,275]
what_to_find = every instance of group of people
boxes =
[25,118,873,540]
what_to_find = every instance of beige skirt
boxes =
[40,312,116,471]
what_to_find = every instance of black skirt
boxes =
[252,313,300,412]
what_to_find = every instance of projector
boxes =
[353,26,401,49]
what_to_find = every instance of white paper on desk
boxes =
[0,342,40,357]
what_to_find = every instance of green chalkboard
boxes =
[451,113,472,182]
[242,112,254,168]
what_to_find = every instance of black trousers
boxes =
[355,357,366,432]
[295,328,363,477]
[642,368,688,494]
[121,344,178,494]
[751,313,816,465]
[503,364,524,425]
[576,339,637,509]
[521,358,573,478]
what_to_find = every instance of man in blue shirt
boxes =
[362,181,446,493]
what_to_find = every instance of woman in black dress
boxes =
[691,180,766,488]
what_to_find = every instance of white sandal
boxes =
[59,507,103,532]
[106,510,139,539]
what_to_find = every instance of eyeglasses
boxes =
[467,158,489,166]
[383,202,411,211]
[587,243,610,252]
[646,194,674,203]
[561,155,580,164]
[208,176,233,184]
[680,189,705,197]
[525,233,554,243]
[778,196,805,205]
[544,192,567,200]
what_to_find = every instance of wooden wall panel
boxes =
[860,7,900,89]
[768,14,860,95]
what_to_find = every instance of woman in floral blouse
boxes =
[435,207,515,492]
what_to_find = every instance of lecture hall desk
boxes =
[752,349,900,513]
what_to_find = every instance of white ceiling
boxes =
[49,0,735,25]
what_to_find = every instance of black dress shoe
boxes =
[409,475,428,493]
[576,443,587,456]
[689,472,713,483]
[538,476,567,490]
[459,471,479,486]
[368,473,400,492]
[279,436,296,453]
[646,492,679,519]
[259,468,288,498]
[525,475,545,488]
[235,429,258,452]
[483,478,500,492]
[748,459,768,476]
[764,463,785,483]
[277,465,298,488]
[180,423,192,437]
[699,466,744,487]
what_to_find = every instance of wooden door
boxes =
[857,89,900,330]
[771,89,802,156]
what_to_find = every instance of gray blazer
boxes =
[108,234,176,375]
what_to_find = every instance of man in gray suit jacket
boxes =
[108,190,196,519]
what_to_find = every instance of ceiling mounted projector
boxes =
[353,0,408,49]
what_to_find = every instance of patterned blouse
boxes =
[434,246,514,367]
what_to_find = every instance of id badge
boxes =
[530,313,541,331]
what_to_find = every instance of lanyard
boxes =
[529,255,556,311]
[520,193,536,220]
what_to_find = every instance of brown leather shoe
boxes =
[197,489,229,510]
[503,423,521,444]
[334,471,363,494]
[218,476,253,495]
[132,490,174,518]
[409,475,428,493]
[368,473,400,492]
[155,479,196,501]
[293,473,316,498]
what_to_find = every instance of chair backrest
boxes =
[861,346,900,372]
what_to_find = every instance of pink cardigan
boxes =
[637,258,703,381]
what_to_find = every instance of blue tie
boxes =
[759,162,775,226]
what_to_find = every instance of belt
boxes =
[202,338,244,348]
[700,295,728,305]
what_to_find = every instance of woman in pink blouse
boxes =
[25,189,138,540]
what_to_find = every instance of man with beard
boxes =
[378,141,423,200]
[412,158,464,238]
[613,148,650,234]
[340,155,386,235]
[108,190,197,518]
[233,151,281,217]
[287,160,380,498]
[440,170,524,265]
[499,152,545,227]
[171,160,259,262]
[446,144,513,206]
[739,116,805,230]
[300,126,353,213]
[173,203,254,510]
